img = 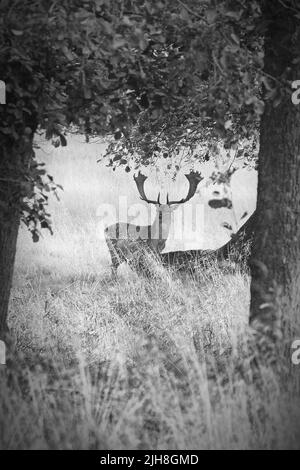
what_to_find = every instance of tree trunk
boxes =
[0,136,33,344]
[249,2,300,342]
[0,204,20,342]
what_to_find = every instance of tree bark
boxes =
[249,2,300,341]
[0,204,20,341]
[0,136,33,343]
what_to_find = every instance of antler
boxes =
[134,171,161,205]
[166,171,203,205]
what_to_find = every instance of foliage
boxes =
[1,0,300,237]
[103,0,264,171]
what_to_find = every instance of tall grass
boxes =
[0,137,299,449]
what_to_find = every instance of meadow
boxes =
[0,136,299,449]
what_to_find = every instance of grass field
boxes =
[1,136,299,449]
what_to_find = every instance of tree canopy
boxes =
[1,0,269,238]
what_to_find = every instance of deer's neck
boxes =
[150,210,172,251]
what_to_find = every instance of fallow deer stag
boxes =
[105,170,203,276]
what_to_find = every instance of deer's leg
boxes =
[108,247,119,276]
[127,243,152,277]
[106,238,122,277]
[110,259,119,278]
[111,248,123,277]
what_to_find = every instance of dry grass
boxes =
[0,136,299,450]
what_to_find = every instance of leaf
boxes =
[180,8,190,22]
[112,38,126,49]
[82,46,91,56]
[32,232,39,243]
[231,33,239,45]
[208,198,232,209]
[41,220,49,229]
[100,20,113,35]
[206,9,217,24]
[225,10,241,20]
[59,134,67,146]
[254,99,265,115]
[11,29,24,36]
[224,119,232,130]
[52,138,60,148]
[122,16,132,26]
[62,46,74,61]
[114,131,122,140]
[83,86,92,100]
[0,127,12,134]
[222,222,233,231]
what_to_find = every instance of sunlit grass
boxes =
[3,264,300,450]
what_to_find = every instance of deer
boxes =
[105,170,203,276]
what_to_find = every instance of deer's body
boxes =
[105,208,173,275]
